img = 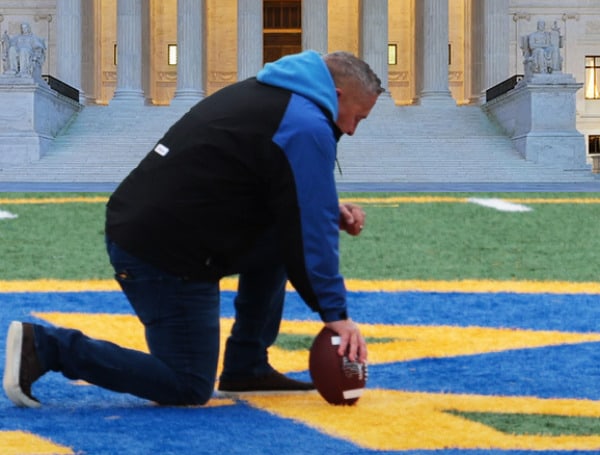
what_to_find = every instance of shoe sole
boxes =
[215,389,317,399]
[3,321,41,408]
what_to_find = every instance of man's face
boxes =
[335,85,379,136]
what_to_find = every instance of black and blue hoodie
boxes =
[106,51,348,322]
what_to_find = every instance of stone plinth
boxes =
[484,73,587,170]
[0,77,81,165]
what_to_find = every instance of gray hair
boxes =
[323,51,385,96]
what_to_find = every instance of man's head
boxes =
[324,52,384,136]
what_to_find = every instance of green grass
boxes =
[340,192,600,282]
[274,333,396,351]
[446,410,600,436]
[0,194,111,280]
[0,192,599,281]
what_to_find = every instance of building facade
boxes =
[1,0,599,151]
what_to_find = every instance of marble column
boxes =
[360,0,392,105]
[111,0,145,104]
[80,0,97,104]
[172,0,205,105]
[418,0,454,105]
[481,0,510,103]
[302,0,327,54]
[56,0,84,104]
[141,1,151,104]
[237,0,263,81]
[468,0,483,104]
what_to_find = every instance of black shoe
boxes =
[3,321,46,407]
[218,370,315,393]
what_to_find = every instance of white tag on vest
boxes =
[154,143,170,157]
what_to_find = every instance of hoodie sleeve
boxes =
[271,93,348,322]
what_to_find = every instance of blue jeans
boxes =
[33,238,286,405]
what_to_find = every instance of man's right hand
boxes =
[324,319,367,363]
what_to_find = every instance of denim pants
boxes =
[33,238,286,405]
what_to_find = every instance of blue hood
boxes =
[257,50,338,120]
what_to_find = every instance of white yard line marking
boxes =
[467,198,532,212]
[0,209,18,220]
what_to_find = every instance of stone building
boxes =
[0,0,599,156]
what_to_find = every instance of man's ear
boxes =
[335,88,342,98]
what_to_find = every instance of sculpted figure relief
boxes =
[521,20,563,78]
[1,23,46,79]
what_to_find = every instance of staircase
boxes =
[0,104,191,184]
[0,100,596,185]
[336,100,595,184]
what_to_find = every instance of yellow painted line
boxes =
[245,390,600,451]
[0,196,107,205]
[2,278,600,294]
[0,431,73,455]
[340,196,600,205]
[274,320,600,368]
[507,198,600,204]
[0,279,120,292]
[340,196,468,204]
[0,195,599,206]
[343,278,600,294]
[34,313,600,383]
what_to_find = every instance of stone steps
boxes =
[0,102,596,184]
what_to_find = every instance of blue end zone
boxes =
[369,342,600,400]
[5,290,600,332]
[2,289,600,454]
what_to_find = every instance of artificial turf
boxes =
[0,192,599,281]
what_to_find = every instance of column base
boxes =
[110,89,146,106]
[171,89,205,108]
[418,91,456,107]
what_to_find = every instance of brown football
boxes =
[308,327,367,405]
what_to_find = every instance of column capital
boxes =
[512,12,532,23]
[561,13,580,22]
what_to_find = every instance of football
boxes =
[309,327,367,405]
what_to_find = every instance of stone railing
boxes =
[485,75,523,103]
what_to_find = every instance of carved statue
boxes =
[521,20,563,78]
[1,31,9,73]
[1,22,46,79]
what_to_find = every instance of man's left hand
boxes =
[339,203,365,236]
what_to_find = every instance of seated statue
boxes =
[521,20,563,78]
[1,22,46,79]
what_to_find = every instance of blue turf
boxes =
[5,290,600,332]
[369,342,600,400]
[2,289,600,454]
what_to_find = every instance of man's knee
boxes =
[187,383,213,405]
[179,377,214,406]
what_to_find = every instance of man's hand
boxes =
[339,203,365,236]
[324,319,367,363]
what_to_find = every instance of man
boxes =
[4,50,383,407]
